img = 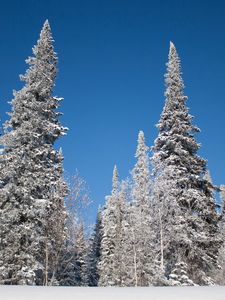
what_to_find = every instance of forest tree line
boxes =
[0,21,225,286]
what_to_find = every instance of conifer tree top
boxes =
[135,130,148,158]
[43,19,50,29]
[112,165,119,195]
[153,42,203,176]
[164,41,185,104]
[32,19,54,57]
[38,19,53,46]
[40,19,52,39]
[169,41,176,54]
[19,19,58,99]
[155,41,199,138]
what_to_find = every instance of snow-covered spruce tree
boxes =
[151,41,221,285]
[0,20,67,285]
[86,207,103,286]
[132,131,151,209]
[129,130,160,286]
[116,179,133,286]
[98,166,126,286]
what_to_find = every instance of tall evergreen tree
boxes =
[98,166,126,286]
[0,20,67,285]
[152,41,221,285]
[130,130,159,285]
[115,179,131,286]
[132,131,151,208]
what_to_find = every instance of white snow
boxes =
[0,286,225,300]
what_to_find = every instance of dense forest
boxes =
[0,20,225,286]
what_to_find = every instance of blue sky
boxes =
[0,0,225,223]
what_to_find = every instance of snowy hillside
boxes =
[1,286,225,300]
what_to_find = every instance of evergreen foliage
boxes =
[129,131,159,286]
[98,166,126,286]
[152,42,221,285]
[0,23,224,287]
[0,20,67,285]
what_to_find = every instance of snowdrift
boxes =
[1,286,225,300]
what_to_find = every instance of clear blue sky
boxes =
[0,0,225,224]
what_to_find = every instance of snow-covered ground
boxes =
[1,286,225,300]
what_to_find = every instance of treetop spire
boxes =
[169,41,175,51]
[135,130,148,158]
[40,19,51,34]
[43,19,50,27]
[38,19,54,48]
[112,165,119,195]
